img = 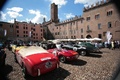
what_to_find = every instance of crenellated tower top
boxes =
[83,0,111,12]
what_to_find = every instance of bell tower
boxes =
[51,3,59,23]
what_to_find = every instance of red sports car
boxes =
[47,48,79,63]
[15,46,59,77]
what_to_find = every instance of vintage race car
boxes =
[11,44,27,53]
[62,42,101,56]
[11,44,17,53]
[61,44,87,56]
[15,46,27,53]
[15,46,59,77]
[47,48,79,63]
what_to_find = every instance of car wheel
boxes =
[22,64,28,78]
[80,51,87,56]
[1,58,5,67]
[73,47,77,51]
[59,56,66,63]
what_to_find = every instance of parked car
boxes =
[47,48,79,63]
[61,44,88,56]
[11,44,17,53]
[0,42,6,67]
[14,45,27,53]
[78,42,101,55]
[11,44,27,53]
[61,42,101,56]
[15,46,59,77]
[40,41,56,50]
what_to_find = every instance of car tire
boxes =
[80,51,87,56]
[59,56,66,63]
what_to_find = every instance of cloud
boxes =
[64,13,75,19]
[28,9,47,23]
[7,7,23,18]
[74,0,102,7]
[48,0,67,8]
[7,7,23,12]
[7,11,23,18]
[0,11,6,20]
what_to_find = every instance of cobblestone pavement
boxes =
[0,48,120,80]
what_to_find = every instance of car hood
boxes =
[60,49,78,56]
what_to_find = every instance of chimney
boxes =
[106,0,110,3]
[83,7,86,11]
[100,0,104,4]
[43,17,46,22]
[91,4,94,8]
[96,2,99,6]
[86,6,89,9]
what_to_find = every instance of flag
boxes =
[29,31,31,37]
[106,31,112,44]
[4,29,7,36]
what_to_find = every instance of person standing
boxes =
[111,41,114,50]
[117,40,120,48]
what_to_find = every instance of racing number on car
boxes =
[45,61,52,68]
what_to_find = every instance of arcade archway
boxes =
[86,35,92,38]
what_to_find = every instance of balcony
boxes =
[86,30,92,33]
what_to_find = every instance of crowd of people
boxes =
[104,40,120,49]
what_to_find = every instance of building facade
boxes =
[0,19,43,42]
[42,0,120,42]
[0,0,120,42]
[0,21,14,41]
[13,19,43,42]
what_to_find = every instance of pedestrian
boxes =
[95,42,98,48]
[111,40,114,50]
[117,40,120,48]
[104,41,108,48]
[114,40,117,49]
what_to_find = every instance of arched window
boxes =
[86,35,92,38]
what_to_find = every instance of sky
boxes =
[0,0,102,24]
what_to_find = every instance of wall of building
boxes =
[43,1,120,42]
[14,20,43,42]
[82,2,120,41]
[0,20,43,42]
[0,22,14,41]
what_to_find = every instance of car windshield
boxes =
[79,42,94,47]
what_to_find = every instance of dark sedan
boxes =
[62,42,101,56]
[77,42,101,55]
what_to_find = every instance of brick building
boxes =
[0,19,43,42]
[42,0,120,42]
[0,21,14,41]
[13,19,43,42]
